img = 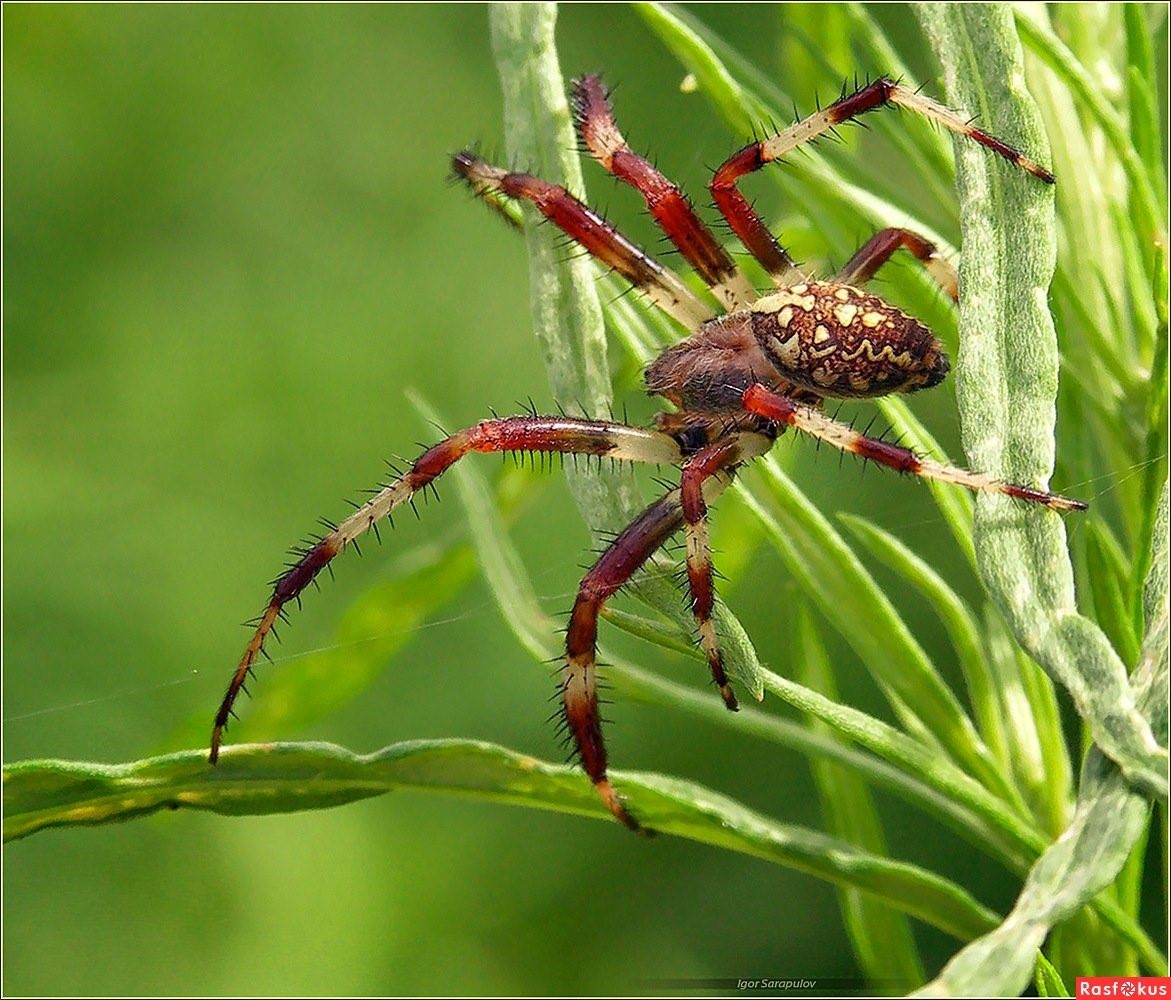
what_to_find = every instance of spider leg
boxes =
[741,383,1086,511]
[564,430,771,829]
[836,228,958,303]
[711,78,1053,285]
[570,74,756,312]
[564,437,755,830]
[452,151,714,329]
[210,416,684,763]
[680,434,772,709]
[565,489,688,830]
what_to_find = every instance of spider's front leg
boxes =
[209,416,684,762]
[452,151,715,329]
[563,431,771,830]
[741,384,1086,511]
[570,74,756,312]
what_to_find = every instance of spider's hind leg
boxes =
[836,227,959,303]
[741,384,1086,511]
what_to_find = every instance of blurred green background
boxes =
[2,5,1122,995]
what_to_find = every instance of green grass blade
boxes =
[916,671,1169,992]
[1085,519,1142,668]
[2,742,1001,943]
[916,479,1170,994]
[1134,248,1170,627]
[1123,6,1165,207]
[981,607,1072,835]
[1139,482,1169,702]
[917,3,1168,802]
[838,514,1011,778]
[874,396,976,571]
[1014,9,1165,253]
[488,4,632,517]
[794,607,925,987]
[1034,950,1071,997]
[736,461,1011,801]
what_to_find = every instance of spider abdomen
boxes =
[749,281,948,398]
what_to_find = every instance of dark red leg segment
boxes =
[211,417,683,763]
[564,489,687,830]
[452,151,713,328]
[571,75,755,311]
[679,439,753,711]
[837,227,959,302]
[709,144,800,283]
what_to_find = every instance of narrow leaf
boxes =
[794,607,925,987]
[917,3,1168,801]
[915,483,1171,995]
[3,742,1000,943]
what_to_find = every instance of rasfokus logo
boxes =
[1077,978,1171,997]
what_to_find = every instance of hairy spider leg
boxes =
[711,77,1053,284]
[564,441,752,829]
[836,228,959,303]
[741,384,1086,512]
[210,417,685,762]
[570,74,756,313]
[679,433,773,711]
[452,151,714,329]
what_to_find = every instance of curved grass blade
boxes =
[794,606,925,987]
[3,740,1000,943]
[838,514,1009,771]
[916,3,1168,802]
[916,648,1169,992]
[736,462,1011,803]
[1034,951,1071,998]
[915,481,1170,994]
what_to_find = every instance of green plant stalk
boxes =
[1014,9,1165,259]
[917,3,1168,803]
[794,605,925,987]
[1,741,1001,943]
[916,608,1168,991]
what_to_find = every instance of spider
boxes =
[209,73,1086,831]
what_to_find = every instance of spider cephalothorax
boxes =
[210,73,1084,831]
